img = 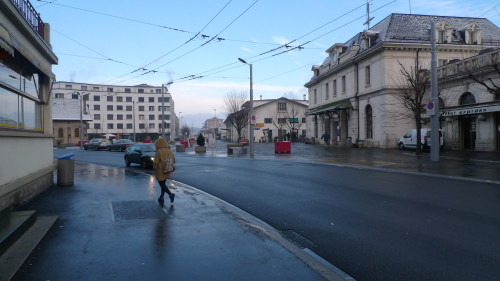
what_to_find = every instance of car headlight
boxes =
[150,157,154,161]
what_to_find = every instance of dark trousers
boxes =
[158,180,172,198]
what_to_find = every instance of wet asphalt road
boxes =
[53,147,500,281]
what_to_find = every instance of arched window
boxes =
[459,92,476,105]
[366,105,373,139]
[75,128,80,138]
[58,128,63,138]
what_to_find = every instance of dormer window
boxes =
[436,22,452,43]
[464,23,481,45]
[361,30,379,50]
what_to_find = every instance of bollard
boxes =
[57,153,75,186]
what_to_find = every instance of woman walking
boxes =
[153,138,175,205]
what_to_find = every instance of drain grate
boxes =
[280,230,317,249]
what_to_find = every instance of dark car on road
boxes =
[108,139,134,151]
[83,138,111,150]
[124,144,156,168]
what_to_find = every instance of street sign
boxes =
[251,115,256,125]
[426,101,436,116]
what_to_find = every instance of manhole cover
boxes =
[111,200,166,221]
[280,230,317,249]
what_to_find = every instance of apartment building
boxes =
[305,13,500,149]
[52,82,177,142]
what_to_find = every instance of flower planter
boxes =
[274,141,291,154]
[195,146,206,153]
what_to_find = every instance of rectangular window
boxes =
[149,123,155,129]
[149,115,155,120]
[139,97,144,102]
[126,105,132,111]
[325,83,329,100]
[314,89,317,104]
[107,105,113,111]
[107,114,113,120]
[81,86,87,90]
[277,102,287,111]
[149,97,154,102]
[117,96,123,102]
[107,87,113,92]
[149,106,154,111]
[83,95,89,101]
[333,80,337,97]
[139,123,145,129]
[138,106,145,111]
[342,76,346,93]
[139,115,145,120]
[158,97,170,102]
[117,105,123,111]
[126,123,132,129]
[94,123,101,129]
[126,114,132,120]
[65,84,72,89]
[55,93,64,99]
[94,105,100,111]
[94,95,100,101]
[365,66,371,86]
[117,114,123,120]
[438,59,448,67]
[278,118,287,124]
[117,123,123,129]
[126,97,132,102]
[138,89,144,93]
[72,93,78,99]
[107,96,113,102]
[94,114,100,120]
[264,118,272,123]
[107,124,114,129]
[156,89,162,93]
[93,86,99,91]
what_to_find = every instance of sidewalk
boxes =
[188,142,500,183]
[12,162,348,281]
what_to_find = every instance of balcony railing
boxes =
[9,0,44,38]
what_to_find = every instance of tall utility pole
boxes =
[133,101,136,142]
[430,21,440,162]
[238,58,254,158]
[161,84,166,139]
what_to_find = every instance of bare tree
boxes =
[223,90,249,141]
[391,50,430,153]
[181,125,190,138]
[466,54,500,98]
[285,104,305,141]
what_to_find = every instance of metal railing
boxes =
[9,0,44,38]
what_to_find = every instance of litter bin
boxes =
[57,153,75,186]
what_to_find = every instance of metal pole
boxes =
[133,101,136,142]
[79,92,83,150]
[249,63,254,157]
[161,84,166,139]
[430,21,440,162]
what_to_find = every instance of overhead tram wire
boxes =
[110,0,260,86]
[101,0,235,85]
[167,1,376,85]
[168,0,397,85]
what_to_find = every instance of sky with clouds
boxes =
[36,0,500,126]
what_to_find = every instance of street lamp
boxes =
[161,84,166,139]
[77,92,90,150]
[133,101,136,142]
[238,58,254,157]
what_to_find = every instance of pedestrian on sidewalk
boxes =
[321,132,330,146]
[153,138,175,205]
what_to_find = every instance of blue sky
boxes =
[36,0,500,126]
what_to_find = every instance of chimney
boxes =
[303,94,306,100]
[260,95,262,100]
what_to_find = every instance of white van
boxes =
[398,129,443,151]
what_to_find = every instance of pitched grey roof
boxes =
[52,99,92,121]
[372,13,500,44]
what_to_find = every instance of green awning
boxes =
[308,99,352,115]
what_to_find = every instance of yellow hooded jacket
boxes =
[153,138,175,181]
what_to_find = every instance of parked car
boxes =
[124,144,156,168]
[398,129,443,151]
[108,139,134,151]
[84,139,111,150]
